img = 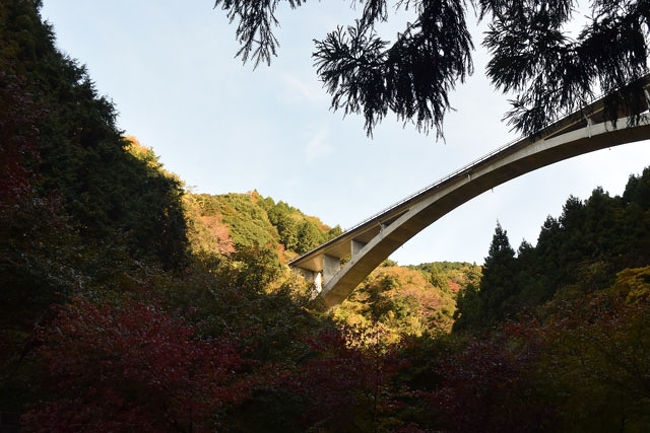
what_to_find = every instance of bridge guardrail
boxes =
[342,134,526,233]
[289,73,650,266]
[341,73,650,234]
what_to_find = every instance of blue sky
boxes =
[41,1,650,265]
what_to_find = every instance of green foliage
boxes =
[267,202,299,250]
[0,0,188,270]
[188,191,339,260]
[193,193,280,251]
[327,224,343,238]
[455,168,650,333]
[410,261,482,296]
[479,222,518,320]
[610,265,650,303]
[334,265,457,343]
[295,220,322,254]
[531,268,650,432]
[452,281,481,333]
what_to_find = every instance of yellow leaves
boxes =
[609,266,650,304]
[124,136,156,165]
[333,264,458,342]
[123,136,182,183]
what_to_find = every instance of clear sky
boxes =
[40,1,650,265]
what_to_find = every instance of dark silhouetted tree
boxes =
[479,222,517,323]
[214,0,650,138]
[454,222,517,332]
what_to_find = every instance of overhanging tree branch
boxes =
[214,0,650,139]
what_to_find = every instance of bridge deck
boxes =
[290,75,650,274]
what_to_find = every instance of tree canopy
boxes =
[214,0,650,138]
[4,2,650,431]
[453,167,650,334]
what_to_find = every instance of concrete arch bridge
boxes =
[290,76,650,309]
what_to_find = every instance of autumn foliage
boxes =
[0,71,39,207]
[3,2,650,432]
[22,299,248,433]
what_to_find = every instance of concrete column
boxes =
[322,255,341,285]
[351,239,366,259]
[314,272,322,293]
[293,267,322,292]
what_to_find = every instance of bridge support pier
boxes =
[323,255,340,286]
[351,239,366,259]
[290,75,650,308]
[293,267,323,292]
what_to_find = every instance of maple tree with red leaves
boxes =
[22,298,249,433]
[286,327,410,432]
[431,335,556,433]
[291,329,377,430]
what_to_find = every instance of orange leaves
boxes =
[198,215,236,255]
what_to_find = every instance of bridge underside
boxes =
[290,81,650,309]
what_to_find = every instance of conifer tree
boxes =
[479,222,517,325]
[215,0,650,138]
[296,220,322,254]
[454,222,518,332]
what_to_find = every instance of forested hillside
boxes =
[454,170,650,333]
[186,191,341,263]
[2,2,649,432]
[334,261,480,341]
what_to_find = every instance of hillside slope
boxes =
[3,2,649,431]
[186,191,342,263]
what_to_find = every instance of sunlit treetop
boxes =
[214,0,650,139]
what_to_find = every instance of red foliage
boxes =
[290,329,375,429]
[431,336,555,433]
[288,328,405,432]
[0,71,40,207]
[447,280,460,294]
[22,298,249,433]
[0,70,64,247]
[198,215,236,255]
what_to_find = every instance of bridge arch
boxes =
[290,79,650,309]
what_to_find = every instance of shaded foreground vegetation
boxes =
[2,2,650,432]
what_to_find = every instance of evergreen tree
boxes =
[479,222,518,325]
[214,0,650,137]
[623,167,650,209]
[0,0,188,269]
[513,239,545,307]
[452,280,481,332]
[455,167,650,336]
[453,222,518,332]
[296,220,321,254]
[327,225,343,240]
[267,204,299,251]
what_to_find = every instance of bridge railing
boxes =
[289,73,650,267]
[341,134,526,233]
[341,74,650,234]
